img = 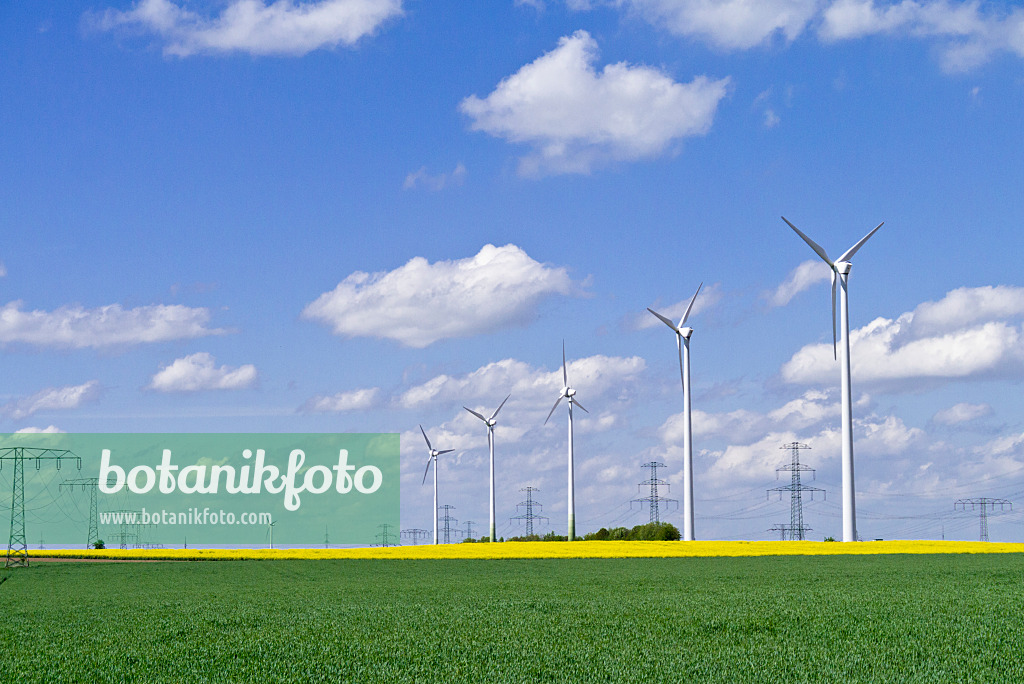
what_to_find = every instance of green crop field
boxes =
[1,554,1022,682]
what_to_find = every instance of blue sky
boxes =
[3,0,1024,544]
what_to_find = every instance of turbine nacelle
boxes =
[835,261,852,276]
[679,327,694,339]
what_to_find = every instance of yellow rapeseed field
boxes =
[27,539,1024,561]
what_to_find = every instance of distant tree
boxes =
[93,540,105,549]
[461,537,477,543]
[824,536,837,542]
[583,528,610,540]
[628,522,681,541]
[542,532,568,541]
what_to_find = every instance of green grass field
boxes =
[2,554,1022,682]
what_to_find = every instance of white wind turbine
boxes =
[544,342,588,541]
[647,282,702,542]
[420,425,454,545]
[783,216,883,543]
[464,394,511,543]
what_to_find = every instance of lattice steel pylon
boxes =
[1,447,81,568]
[632,461,677,524]
[401,528,430,545]
[60,478,100,549]
[767,443,824,541]
[439,505,457,544]
[955,497,1012,542]
[375,523,399,547]
[511,486,548,537]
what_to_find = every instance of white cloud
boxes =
[781,285,1024,388]
[403,163,466,191]
[149,353,257,392]
[459,30,729,175]
[765,259,831,308]
[95,0,402,57]
[398,354,646,411]
[14,425,65,434]
[820,0,1024,72]
[5,381,100,420]
[932,402,992,426]
[635,283,722,330]
[615,0,821,49]
[0,301,225,349]
[302,387,380,412]
[302,244,577,348]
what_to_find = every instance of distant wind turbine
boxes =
[420,425,454,545]
[648,282,702,542]
[464,394,511,543]
[544,342,588,541]
[782,216,883,543]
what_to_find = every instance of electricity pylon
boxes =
[767,442,824,541]
[375,523,399,547]
[60,477,100,549]
[401,528,430,545]
[632,461,677,524]
[1,447,81,568]
[511,486,548,537]
[439,505,457,544]
[955,498,1012,542]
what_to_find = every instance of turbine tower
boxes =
[464,394,511,543]
[544,342,588,541]
[647,282,702,541]
[783,216,883,543]
[419,425,454,545]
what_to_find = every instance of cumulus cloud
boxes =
[14,425,65,434]
[615,0,821,49]
[781,285,1024,388]
[302,244,577,348]
[301,387,380,412]
[932,402,992,426]
[701,412,923,486]
[403,163,466,191]
[820,0,1024,71]
[0,301,225,349]
[149,353,257,392]
[94,0,402,57]
[459,30,729,175]
[634,283,722,330]
[5,382,100,420]
[765,259,831,308]
[398,354,647,410]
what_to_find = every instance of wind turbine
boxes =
[647,282,702,542]
[420,425,454,545]
[266,520,276,550]
[464,394,511,543]
[544,342,588,541]
[782,216,883,543]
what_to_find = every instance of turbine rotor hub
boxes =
[680,327,694,339]
[835,261,852,275]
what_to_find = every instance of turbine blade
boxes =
[421,456,432,485]
[680,281,703,326]
[647,307,679,333]
[544,395,563,425]
[837,222,884,262]
[782,216,834,267]
[437,449,455,455]
[419,424,433,451]
[490,393,511,421]
[562,341,568,386]
[463,406,487,423]
[571,398,589,413]
[831,271,837,361]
